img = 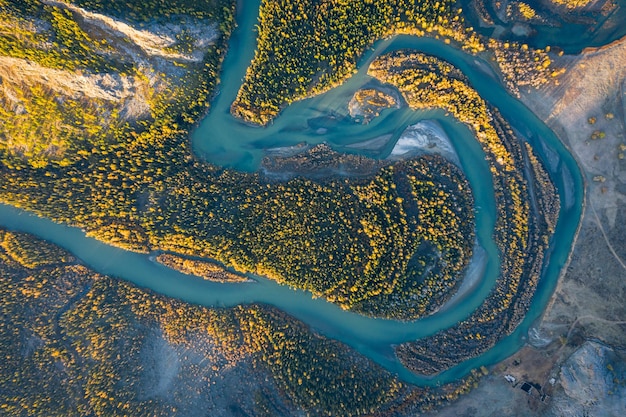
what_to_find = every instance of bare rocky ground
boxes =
[1,1,218,124]
[430,33,626,417]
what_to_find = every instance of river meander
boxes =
[0,2,584,386]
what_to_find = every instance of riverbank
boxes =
[430,31,626,417]
[520,32,626,348]
[436,244,488,314]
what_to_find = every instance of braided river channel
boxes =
[2,0,603,386]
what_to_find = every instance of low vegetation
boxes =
[488,39,560,97]
[348,87,399,123]
[0,0,128,73]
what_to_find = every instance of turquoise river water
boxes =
[0,2,586,386]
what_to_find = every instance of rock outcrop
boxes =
[549,341,626,417]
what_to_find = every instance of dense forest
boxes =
[230,0,557,125]
[0,1,565,412]
[0,228,486,416]
[231,0,484,125]
[0,1,478,319]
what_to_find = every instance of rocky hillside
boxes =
[0,0,231,168]
[549,341,626,416]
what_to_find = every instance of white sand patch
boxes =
[389,120,460,165]
[436,243,487,313]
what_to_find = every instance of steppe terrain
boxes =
[431,32,626,417]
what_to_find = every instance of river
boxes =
[462,0,626,54]
[0,2,584,386]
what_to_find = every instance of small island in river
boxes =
[154,253,252,283]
